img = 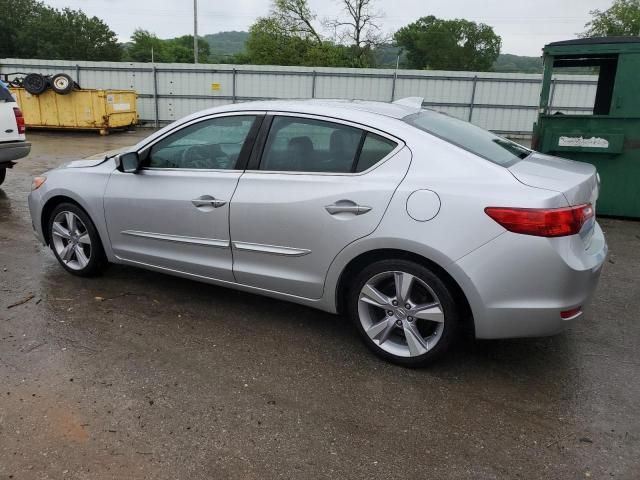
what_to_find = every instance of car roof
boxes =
[135,98,424,150]
[188,98,421,121]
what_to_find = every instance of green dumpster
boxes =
[533,37,640,218]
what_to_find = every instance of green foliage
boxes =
[583,0,640,37]
[0,0,121,60]
[493,54,543,73]
[244,18,351,67]
[123,30,210,63]
[243,0,381,67]
[394,16,501,71]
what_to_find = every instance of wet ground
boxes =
[1,131,639,479]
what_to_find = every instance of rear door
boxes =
[229,113,411,299]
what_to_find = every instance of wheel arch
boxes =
[41,195,100,247]
[334,248,475,337]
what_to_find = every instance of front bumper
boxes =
[28,188,46,245]
[456,222,607,339]
[0,141,31,165]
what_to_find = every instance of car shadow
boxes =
[40,260,580,385]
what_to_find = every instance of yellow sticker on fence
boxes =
[211,83,221,91]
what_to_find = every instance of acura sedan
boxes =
[28,98,607,366]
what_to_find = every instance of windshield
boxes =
[403,110,531,167]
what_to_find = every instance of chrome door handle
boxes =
[325,202,372,216]
[192,197,227,208]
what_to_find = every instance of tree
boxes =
[245,17,349,66]
[582,0,640,37]
[124,30,211,63]
[271,0,323,43]
[326,0,385,65]
[124,30,168,62]
[0,0,121,60]
[166,35,211,63]
[244,0,385,67]
[394,16,501,71]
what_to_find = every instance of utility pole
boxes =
[193,0,199,64]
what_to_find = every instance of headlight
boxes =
[31,176,46,191]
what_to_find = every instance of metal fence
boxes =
[0,58,599,135]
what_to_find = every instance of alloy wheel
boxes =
[357,271,445,358]
[51,211,92,271]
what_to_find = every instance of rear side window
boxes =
[404,110,530,167]
[0,83,15,103]
[259,116,398,173]
[357,133,397,172]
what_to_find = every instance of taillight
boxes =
[13,107,25,135]
[485,204,594,238]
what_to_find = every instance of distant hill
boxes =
[204,31,248,59]
[493,54,543,73]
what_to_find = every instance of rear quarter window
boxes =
[404,110,530,167]
[356,133,397,172]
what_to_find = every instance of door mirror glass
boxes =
[118,152,140,173]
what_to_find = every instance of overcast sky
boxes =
[42,0,614,56]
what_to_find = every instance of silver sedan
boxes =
[28,98,607,366]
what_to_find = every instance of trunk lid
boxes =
[509,152,599,247]
[508,152,599,207]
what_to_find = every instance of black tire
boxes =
[347,259,461,367]
[0,167,5,186]
[47,202,107,277]
[23,73,48,95]
[51,73,74,95]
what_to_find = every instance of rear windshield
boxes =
[403,110,531,167]
[0,82,15,103]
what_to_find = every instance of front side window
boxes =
[404,110,531,167]
[148,115,256,169]
[260,117,364,173]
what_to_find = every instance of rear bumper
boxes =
[455,222,607,339]
[0,141,31,165]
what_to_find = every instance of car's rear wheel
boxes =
[348,259,460,367]
[48,203,106,276]
[0,167,5,186]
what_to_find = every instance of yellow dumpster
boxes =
[10,88,138,135]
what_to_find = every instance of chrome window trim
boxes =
[251,111,406,176]
[140,168,244,174]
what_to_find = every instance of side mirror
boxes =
[116,152,140,173]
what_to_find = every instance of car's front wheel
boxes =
[0,167,6,186]
[348,259,460,367]
[48,203,106,276]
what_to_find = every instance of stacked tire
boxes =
[22,73,76,95]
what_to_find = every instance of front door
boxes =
[230,114,411,299]
[104,113,261,281]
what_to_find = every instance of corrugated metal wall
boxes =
[0,58,598,135]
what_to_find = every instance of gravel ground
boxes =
[1,130,639,480]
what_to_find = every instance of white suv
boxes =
[0,82,30,186]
